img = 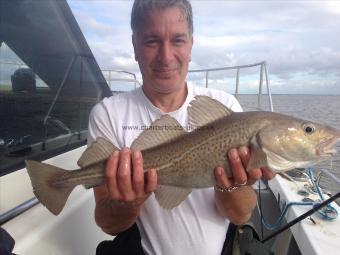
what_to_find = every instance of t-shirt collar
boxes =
[140,83,193,116]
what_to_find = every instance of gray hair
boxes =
[131,0,193,36]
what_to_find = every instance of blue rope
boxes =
[307,168,324,200]
[307,167,338,221]
[262,201,313,230]
[262,167,338,230]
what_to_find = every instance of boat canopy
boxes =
[0,0,111,175]
[0,0,111,97]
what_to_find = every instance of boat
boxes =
[1,0,339,254]
[0,0,112,253]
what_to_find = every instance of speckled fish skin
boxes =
[25,96,340,214]
[36,111,340,190]
[142,111,340,188]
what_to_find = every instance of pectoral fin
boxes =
[247,147,268,171]
[247,135,268,171]
[154,185,192,210]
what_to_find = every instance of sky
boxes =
[67,0,340,94]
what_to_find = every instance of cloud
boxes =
[191,1,340,93]
[72,9,114,37]
[68,0,340,94]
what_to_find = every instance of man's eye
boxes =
[145,40,158,47]
[173,39,186,45]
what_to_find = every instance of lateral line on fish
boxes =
[52,170,103,187]
[24,95,340,215]
[154,127,223,173]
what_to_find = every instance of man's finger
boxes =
[238,146,250,167]
[145,169,158,194]
[238,146,264,184]
[117,148,134,201]
[214,166,232,188]
[105,150,120,199]
[132,150,145,197]
[247,168,262,185]
[261,167,276,180]
[228,149,247,185]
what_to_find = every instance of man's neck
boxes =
[142,84,188,113]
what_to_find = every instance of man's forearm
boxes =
[94,197,141,235]
[93,149,157,235]
[95,198,142,235]
[214,186,257,225]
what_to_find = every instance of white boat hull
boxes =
[1,146,111,255]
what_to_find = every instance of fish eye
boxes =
[302,123,315,134]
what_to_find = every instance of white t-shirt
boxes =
[88,83,242,255]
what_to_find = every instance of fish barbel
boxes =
[26,96,340,215]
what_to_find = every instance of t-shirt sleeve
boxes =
[87,100,117,146]
[210,90,243,112]
[225,94,243,112]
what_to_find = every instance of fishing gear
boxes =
[259,167,339,234]
[307,168,338,220]
[261,191,340,243]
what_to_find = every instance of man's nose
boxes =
[158,42,173,64]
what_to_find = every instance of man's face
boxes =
[133,7,193,94]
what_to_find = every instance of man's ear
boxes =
[189,36,194,62]
[132,34,139,62]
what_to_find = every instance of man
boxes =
[89,0,275,254]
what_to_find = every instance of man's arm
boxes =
[94,149,157,235]
[94,145,274,234]
[214,146,275,225]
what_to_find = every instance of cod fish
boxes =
[26,96,340,215]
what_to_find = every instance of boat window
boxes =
[0,0,110,176]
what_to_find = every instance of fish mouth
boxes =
[316,137,340,156]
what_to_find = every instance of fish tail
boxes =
[25,160,76,215]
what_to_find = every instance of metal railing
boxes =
[102,62,274,111]
[0,197,39,225]
[188,61,274,112]
[101,69,142,90]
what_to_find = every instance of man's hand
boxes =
[93,148,157,235]
[216,146,275,189]
[105,148,157,206]
[214,146,276,225]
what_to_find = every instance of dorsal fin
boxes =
[131,115,186,151]
[77,137,118,167]
[188,95,233,129]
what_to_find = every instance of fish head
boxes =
[255,116,340,172]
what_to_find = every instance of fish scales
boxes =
[25,96,340,215]
[141,112,269,188]
[51,165,105,188]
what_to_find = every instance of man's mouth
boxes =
[154,68,176,73]
[153,68,177,78]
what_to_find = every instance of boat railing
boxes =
[188,61,274,112]
[102,61,274,112]
[0,198,39,225]
[101,69,142,91]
